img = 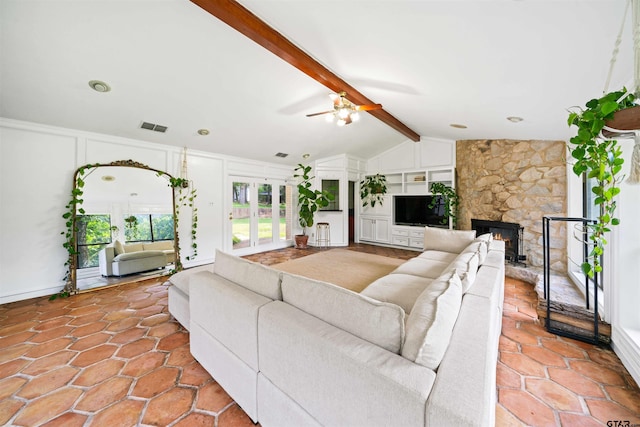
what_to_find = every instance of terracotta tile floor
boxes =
[0,244,639,426]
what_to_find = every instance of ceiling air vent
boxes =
[275,152,288,158]
[140,121,168,133]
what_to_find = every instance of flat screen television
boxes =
[394,195,447,227]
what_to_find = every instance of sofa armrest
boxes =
[426,295,500,427]
[98,246,115,276]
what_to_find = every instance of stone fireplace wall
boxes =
[456,140,567,272]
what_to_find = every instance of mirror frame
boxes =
[64,159,181,294]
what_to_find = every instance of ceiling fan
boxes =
[306,92,382,126]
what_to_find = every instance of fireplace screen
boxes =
[471,219,525,265]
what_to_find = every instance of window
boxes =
[321,179,339,210]
[125,213,174,243]
[77,214,112,269]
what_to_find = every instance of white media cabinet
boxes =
[359,167,454,250]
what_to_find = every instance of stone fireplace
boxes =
[457,140,567,273]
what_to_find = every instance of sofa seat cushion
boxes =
[113,250,165,262]
[281,272,405,354]
[423,226,476,253]
[402,270,463,370]
[361,274,433,314]
[168,264,214,296]
[214,250,282,300]
[417,250,458,264]
[390,257,450,280]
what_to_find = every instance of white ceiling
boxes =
[0,0,634,166]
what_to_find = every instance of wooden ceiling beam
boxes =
[190,0,421,142]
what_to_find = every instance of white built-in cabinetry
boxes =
[359,167,455,250]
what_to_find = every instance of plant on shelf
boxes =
[360,173,387,208]
[567,87,636,278]
[294,163,334,248]
[429,182,460,228]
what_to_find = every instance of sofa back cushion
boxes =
[143,240,173,251]
[213,250,282,300]
[448,251,480,293]
[124,242,144,253]
[281,272,405,354]
[114,240,125,255]
[462,241,488,265]
[402,270,463,370]
[423,226,476,253]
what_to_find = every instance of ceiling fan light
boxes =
[351,112,360,122]
[325,114,334,123]
[337,119,346,126]
[338,108,350,119]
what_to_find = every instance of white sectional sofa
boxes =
[99,240,175,276]
[168,227,505,426]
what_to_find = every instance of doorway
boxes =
[230,178,292,255]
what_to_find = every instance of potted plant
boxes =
[294,163,334,248]
[429,182,460,228]
[567,87,636,278]
[360,174,387,208]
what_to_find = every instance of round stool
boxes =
[316,222,330,248]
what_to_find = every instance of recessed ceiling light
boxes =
[197,129,210,136]
[101,175,115,182]
[302,153,310,159]
[507,116,524,123]
[449,123,467,129]
[88,80,111,93]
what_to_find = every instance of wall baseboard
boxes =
[611,325,640,387]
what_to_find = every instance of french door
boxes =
[230,178,292,254]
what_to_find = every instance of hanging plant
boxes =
[360,174,387,207]
[567,87,636,278]
[429,182,460,228]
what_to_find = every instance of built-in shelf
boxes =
[380,168,455,195]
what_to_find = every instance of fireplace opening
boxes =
[471,219,525,266]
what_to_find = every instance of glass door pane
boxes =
[258,183,273,245]
[280,184,292,241]
[232,181,252,250]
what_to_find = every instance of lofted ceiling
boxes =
[0,0,634,166]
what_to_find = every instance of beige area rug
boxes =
[272,249,404,293]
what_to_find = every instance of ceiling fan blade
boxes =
[356,104,383,112]
[306,110,335,117]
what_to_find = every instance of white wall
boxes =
[0,118,288,303]
[610,139,640,385]
[564,138,640,385]
[366,137,456,172]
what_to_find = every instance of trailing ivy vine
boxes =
[567,87,636,278]
[53,163,100,300]
[429,182,460,228]
[166,176,198,262]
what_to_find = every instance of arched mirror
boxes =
[62,160,182,294]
